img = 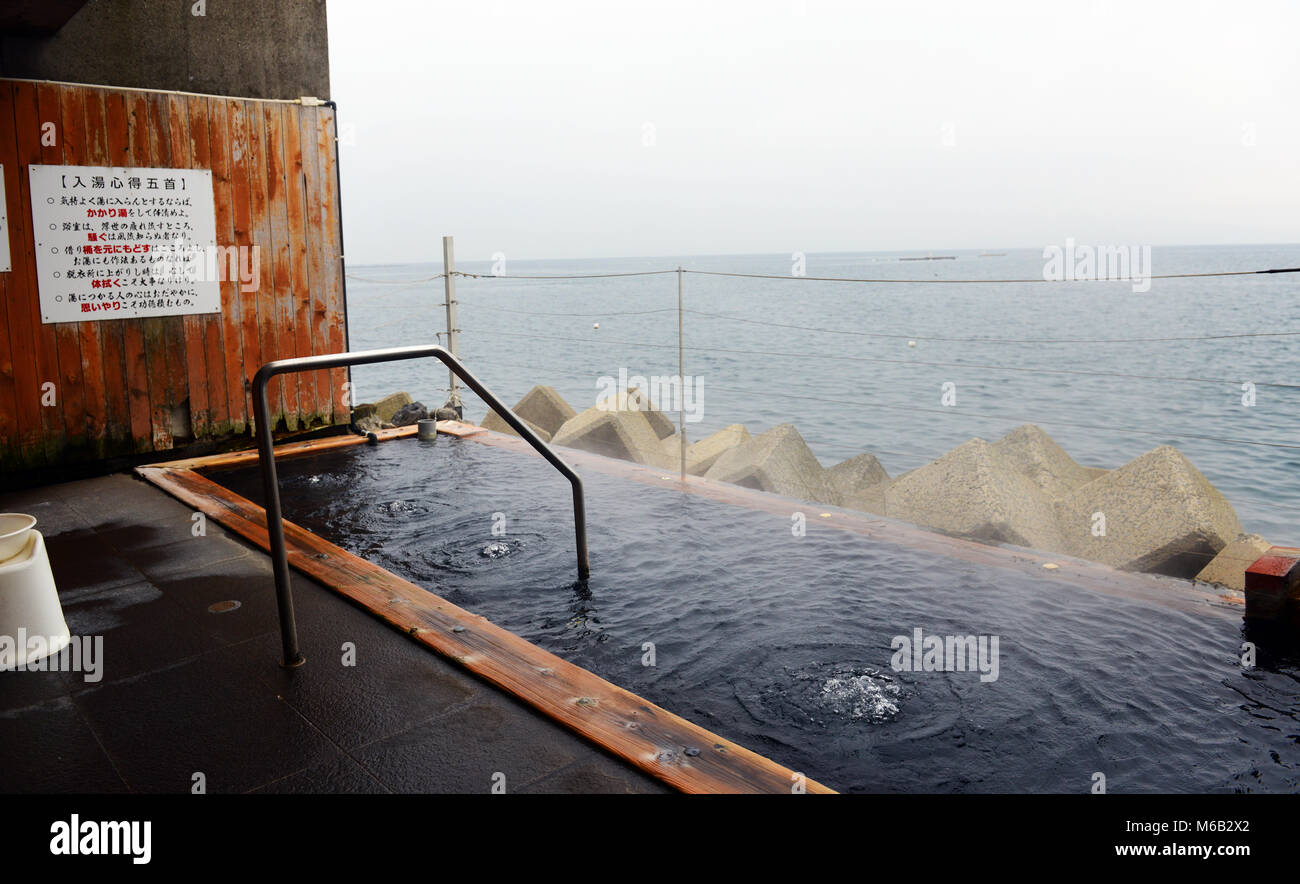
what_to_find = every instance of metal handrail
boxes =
[252,345,590,667]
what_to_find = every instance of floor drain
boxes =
[207,600,241,614]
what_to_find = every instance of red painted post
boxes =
[1244,547,1300,621]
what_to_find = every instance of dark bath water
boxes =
[214,437,1300,793]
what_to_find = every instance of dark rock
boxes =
[352,415,384,435]
[372,392,413,422]
[390,402,429,427]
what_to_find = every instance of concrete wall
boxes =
[0,0,330,100]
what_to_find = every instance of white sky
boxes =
[327,0,1299,264]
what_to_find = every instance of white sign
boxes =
[0,165,10,273]
[28,164,221,323]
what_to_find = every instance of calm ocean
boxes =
[343,244,1300,541]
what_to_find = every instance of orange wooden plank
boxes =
[281,103,317,427]
[316,106,347,424]
[0,83,22,468]
[299,106,331,422]
[206,98,245,435]
[122,90,159,453]
[156,91,193,446]
[61,86,110,459]
[153,424,415,470]
[165,91,209,442]
[145,90,184,449]
[40,83,88,459]
[245,99,281,430]
[102,88,132,167]
[58,85,107,458]
[82,86,133,457]
[0,84,38,470]
[228,99,261,431]
[263,102,299,431]
[13,81,64,464]
[103,91,153,453]
[187,93,228,438]
[148,421,485,470]
[0,81,43,469]
[133,93,172,450]
[136,463,835,794]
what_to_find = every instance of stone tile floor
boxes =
[0,473,667,794]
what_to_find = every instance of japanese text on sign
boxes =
[29,164,221,323]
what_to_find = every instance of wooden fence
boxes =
[0,79,348,473]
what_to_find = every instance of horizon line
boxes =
[347,240,1300,269]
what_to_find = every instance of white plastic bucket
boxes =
[0,530,71,667]
[0,513,37,564]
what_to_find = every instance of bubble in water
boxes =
[481,541,511,559]
[819,669,902,722]
[742,662,907,730]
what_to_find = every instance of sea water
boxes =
[343,243,1300,539]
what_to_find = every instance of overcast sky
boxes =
[327,0,1298,265]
